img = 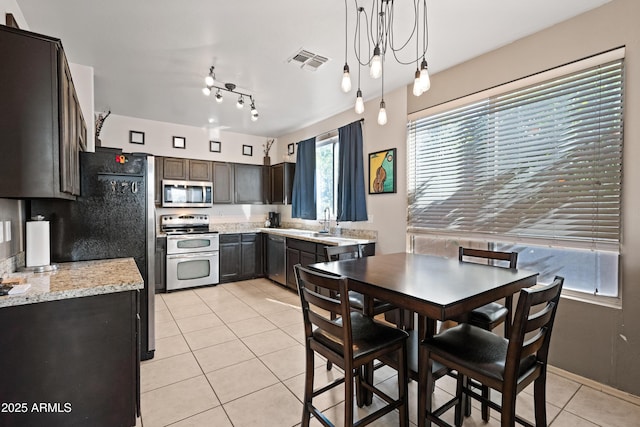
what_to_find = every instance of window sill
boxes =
[560,289,621,309]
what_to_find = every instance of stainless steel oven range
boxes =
[161,214,219,291]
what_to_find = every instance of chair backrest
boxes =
[458,247,518,269]
[505,276,564,383]
[294,264,354,358]
[325,244,362,261]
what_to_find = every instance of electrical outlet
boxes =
[4,221,10,242]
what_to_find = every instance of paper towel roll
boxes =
[26,220,50,267]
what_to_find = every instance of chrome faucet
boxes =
[320,207,331,233]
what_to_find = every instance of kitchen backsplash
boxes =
[0,251,24,277]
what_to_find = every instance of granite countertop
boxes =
[257,228,376,245]
[0,258,143,308]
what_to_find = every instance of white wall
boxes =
[0,0,28,29]
[69,63,95,151]
[277,87,408,255]
[101,114,276,164]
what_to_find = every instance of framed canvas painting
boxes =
[368,148,396,194]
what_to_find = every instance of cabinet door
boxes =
[219,234,241,283]
[286,247,300,290]
[163,157,188,180]
[271,164,284,204]
[59,56,74,195]
[213,162,234,204]
[189,160,212,181]
[235,164,264,204]
[240,238,257,279]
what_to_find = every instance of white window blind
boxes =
[407,55,624,252]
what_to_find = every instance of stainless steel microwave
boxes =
[162,180,213,207]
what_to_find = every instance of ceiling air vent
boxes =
[288,49,329,71]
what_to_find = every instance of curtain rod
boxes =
[315,118,364,142]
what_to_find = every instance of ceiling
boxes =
[16,0,609,138]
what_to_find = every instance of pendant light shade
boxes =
[215,89,223,103]
[412,69,423,97]
[341,63,352,92]
[419,58,431,92]
[202,87,211,96]
[370,45,382,79]
[377,100,387,126]
[236,96,244,109]
[355,89,364,114]
[205,75,214,87]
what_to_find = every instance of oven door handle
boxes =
[167,252,218,259]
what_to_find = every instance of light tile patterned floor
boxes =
[139,278,640,427]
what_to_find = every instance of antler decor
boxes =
[95,110,111,145]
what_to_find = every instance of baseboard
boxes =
[548,365,640,407]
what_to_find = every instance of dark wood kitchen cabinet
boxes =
[285,238,321,290]
[213,162,234,204]
[0,25,85,199]
[219,233,263,283]
[0,291,139,427]
[234,164,267,204]
[155,156,164,205]
[271,162,295,205]
[162,157,212,181]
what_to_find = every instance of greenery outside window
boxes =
[315,135,339,220]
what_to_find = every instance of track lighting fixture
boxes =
[202,66,258,121]
[342,0,433,125]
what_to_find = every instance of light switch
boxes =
[4,221,10,242]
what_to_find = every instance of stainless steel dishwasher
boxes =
[266,234,286,285]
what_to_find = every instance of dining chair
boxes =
[324,244,407,371]
[294,264,409,427]
[420,276,564,427]
[456,247,519,420]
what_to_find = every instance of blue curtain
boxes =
[291,137,317,219]
[337,121,368,221]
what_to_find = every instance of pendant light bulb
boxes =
[215,90,223,103]
[377,100,387,126]
[205,74,214,87]
[419,58,431,92]
[355,89,365,114]
[370,45,382,79]
[236,96,244,109]
[251,113,259,122]
[202,87,211,96]
[412,69,423,97]
[341,63,352,92]
[250,101,258,117]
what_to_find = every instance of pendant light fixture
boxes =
[341,0,352,93]
[202,66,258,121]
[342,0,433,125]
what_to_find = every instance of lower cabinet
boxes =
[0,291,138,427]
[219,233,262,283]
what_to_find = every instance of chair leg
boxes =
[398,342,409,427]
[301,347,315,427]
[454,374,466,427]
[481,385,490,421]
[326,360,333,370]
[501,388,517,427]
[419,354,433,427]
[345,364,355,427]
[533,374,548,427]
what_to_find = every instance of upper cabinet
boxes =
[271,163,295,205]
[154,156,293,206]
[0,26,86,199]
[162,157,211,182]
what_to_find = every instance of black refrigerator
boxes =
[30,147,156,360]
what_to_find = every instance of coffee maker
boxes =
[268,212,280,228]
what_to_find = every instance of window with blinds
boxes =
[407,51,624,298]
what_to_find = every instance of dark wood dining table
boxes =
[308,252,539,427]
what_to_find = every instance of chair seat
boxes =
[423,324,538,382]
[314,312,409,360]
[347,291,396,313]
[468,302,509,328]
